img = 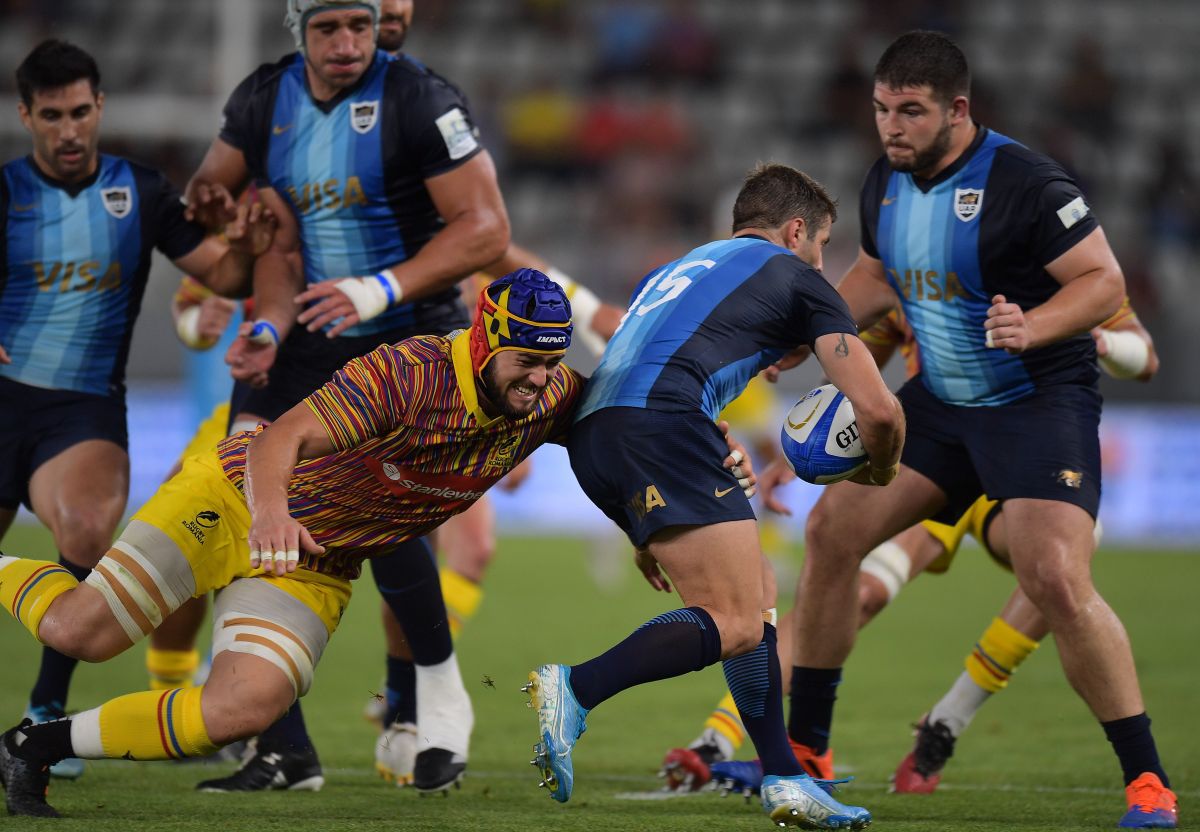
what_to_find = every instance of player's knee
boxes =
[857,573,891,623]
[52,508,120,567]
[1017,562,1093,621]
[201,683,293,746]
[716,613,765,658]
[445,536,495,581]
[39,597,128,662]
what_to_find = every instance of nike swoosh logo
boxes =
[714,486,735,498]
[881,196,896,206]
[273,123,294,135]
[11,202,36,212]
[787,402,821,431]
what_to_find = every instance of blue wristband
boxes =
[250,319,280,346]
[374,272,397,307]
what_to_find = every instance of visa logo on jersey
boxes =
[887,268,969,303]
[286,176,369,215]
[32,261,122,293]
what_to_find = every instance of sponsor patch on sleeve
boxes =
[1056,196,1089,229]
[435,107,479,161]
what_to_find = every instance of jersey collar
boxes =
[301,49,387,114]
[450,330,503,428]
[25,153,103,198]
[910,123,989,193]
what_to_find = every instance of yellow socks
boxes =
[703,691,746,753]
[965,616,1040,693]
[89,685,217,760]
[0,556,78,640]
[439,567,483,639]
[146,648,202,690]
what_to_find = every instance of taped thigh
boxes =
[211,578,329,698]
[84,519,198,643]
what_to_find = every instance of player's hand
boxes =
[184,180,238,230]
[1090,327,1109,356]
[247,507,325,576]
[634,546,672,593]
[225,320,278,388]
[758,457,797,515]
[198,296,239,345]
[497,457,533,493]
[224,197,276,258]
[761,346,812,383]
[848,461,900,487]
[0,343,10,364]
[717,420,756,498]
[296,270,402,338]
[984,294,1035,354]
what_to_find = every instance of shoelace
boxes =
[912,721,955,776]
[1128,780,1171,813]
[811,775,854,795]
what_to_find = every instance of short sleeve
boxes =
[305,344,411,450]
[396,69,484,178]
[217,61,282,179]
[143,169,206,260]
[858,158,889,260]
[1026,167,1099,266]
[545,366,586,446]
[792,266,859,347]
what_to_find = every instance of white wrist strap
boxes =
[547,267,605,356]
[334,269,403,324]
[175,305,212,350]
[1097,329,1149,379]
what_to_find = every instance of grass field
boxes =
[1,522,1196,830]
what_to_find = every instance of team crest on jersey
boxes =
[351,100,380,134]
[101,187,132,219]
[484,433,522,472]
[954,188,984,222]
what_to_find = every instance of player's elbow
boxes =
[856,391,903,438]
[1092,267,1125,324]
[466,208,511,268]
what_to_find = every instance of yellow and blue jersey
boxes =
[220,51,482,338]
[0,155,205,396]
[578,235,857,423]
[861,127,1100,407]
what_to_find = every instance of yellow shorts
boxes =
[718,376,778,438]
[178,402,231,463]
[921,495,1007,574]
[85,450,350,696]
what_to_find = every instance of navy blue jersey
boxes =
[578,236,857,422]
[0,155,205,396]
[860,127,1100,407]
[220,51,481,337]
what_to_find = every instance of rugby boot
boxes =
[0,720,59,817]
[713,760,764,801]
[890,716,955,794]
[196,739,324,792]
[659,727,734,791]
[790,739,834,780]
[1119,773,1178,828]
[375,721,418,786]
[413,748,466,794]
[25,703,83,780]
[761,773,871,829]
[524,664,588,803]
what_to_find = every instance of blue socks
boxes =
[788,666,842,755]
[724,623,802,776]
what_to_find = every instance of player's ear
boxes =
[95,90,105,116]
[948,94,969,125]
[17,101,31,131]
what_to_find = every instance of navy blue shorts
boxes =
[897,378,1102,522]
[568,407,755,547]
[0,376,128,510]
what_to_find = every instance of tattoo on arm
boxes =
[835,333,849,357]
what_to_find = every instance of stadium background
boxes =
[0,3,1197,828]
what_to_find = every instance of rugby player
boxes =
[0,40,273,781]
[784,31,1175,828]
[0,270,579,817]
[525,164,902,829]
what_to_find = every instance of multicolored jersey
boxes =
[860,126,1100,406]
[219,50,482,337]
[0,155,205,396]
[217,332,583,579]
[578,235,857,422]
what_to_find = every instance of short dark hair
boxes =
[732,163,837,238]
[873,30,969,107]
[16,40,101,108]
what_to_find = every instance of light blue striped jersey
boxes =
[578,236,856,423]
[220,51,482,338]
[860,127,1100,406]
[0,155,204,395]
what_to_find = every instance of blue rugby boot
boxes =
[523,664,588,803]
[24,704,83,780]
[761,773,872,829]
[713,759,764,799]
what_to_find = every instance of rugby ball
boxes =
[780,384,868,484]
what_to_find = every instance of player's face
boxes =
[378,0,413,54]
[873,83,955,176]
[305,9,376,94]
[793,217,832,272]
[481,351,564,419]
[17,80,103,183]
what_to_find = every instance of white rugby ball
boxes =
[780,384,868,484]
